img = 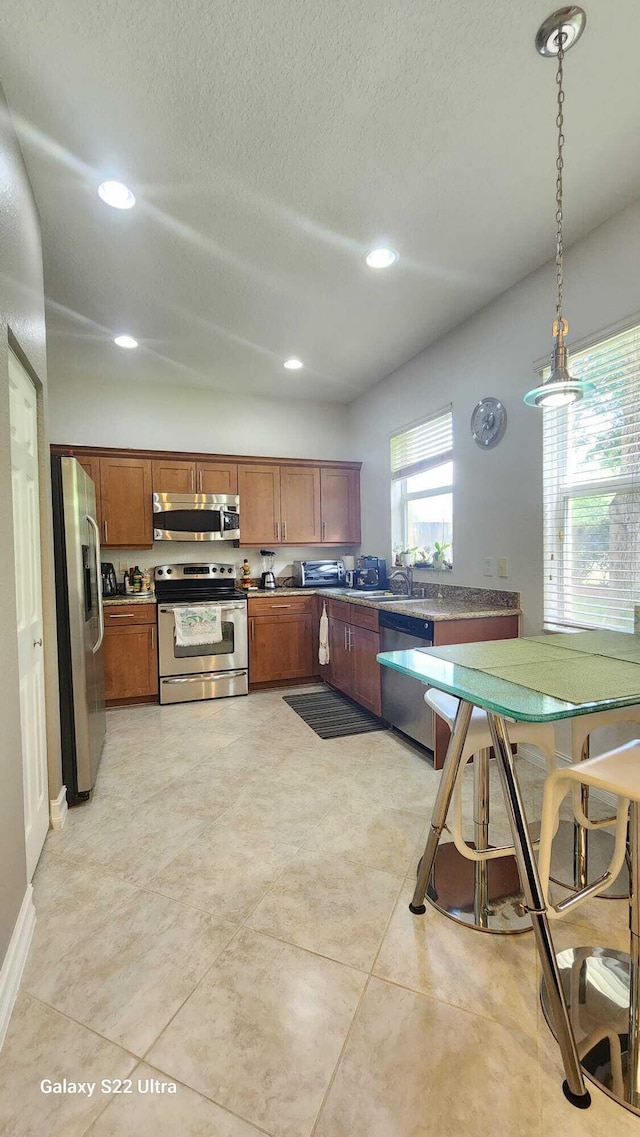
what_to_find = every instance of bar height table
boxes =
[378,631,640,1113]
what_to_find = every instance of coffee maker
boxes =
[101,562,118,596]
[353,556,388,591]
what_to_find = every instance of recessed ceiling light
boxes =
[365,247,398,269]
[283,358,303,370]
[114,335,138,349]
[98,181,136,210]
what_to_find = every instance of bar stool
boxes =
[423,689,557,933]
[536,739,640,1113]
[551,705,640,898]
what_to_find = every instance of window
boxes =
[391,407,453,562]
[543,322,640,632]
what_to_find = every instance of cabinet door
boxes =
[100,457,153,547]
[152,459,196,494]
[249,613,314,683]
[350,625,382,716]
[237,464,281,544]
[197,462,238,495]
[76,455,102,533]
[327,616,352,694]
[320,467,361,543]
[279,465,321,544]
[104,623,158,701]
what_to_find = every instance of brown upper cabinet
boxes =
[320,467,361,544]
[279,466,321,544]
[198,461,238,496]
[237,464,281,545]
[152,459,238,497]
[152,459,197,494]
[100,456,153,547]
[53,446,361,548]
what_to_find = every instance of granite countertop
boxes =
[103,594,156,606]
[247,586,521,622]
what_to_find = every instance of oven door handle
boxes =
[162,670,247,683]
[159,603,246,613]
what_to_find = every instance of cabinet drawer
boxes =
[104,603,157,626]
[325,598,350,622]
[249,596,314,615]
[349,604,379,632]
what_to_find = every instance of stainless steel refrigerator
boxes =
[52,456,106,803]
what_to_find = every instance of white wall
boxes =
[348,198,640,636]
[48,377,353,462]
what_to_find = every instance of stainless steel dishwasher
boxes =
[379,610,435,752]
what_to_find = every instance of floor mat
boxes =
[283,689,387,739]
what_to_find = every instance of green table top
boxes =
[377,630,640,722]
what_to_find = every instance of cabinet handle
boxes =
[199,470,203,492]
[109,613,135,618]
[270,603,292,608]
[322,521,326,541]
[190,467,195,491]
[347,626,353,651]
[282,520,287,540]
[250,618,255,641]
[344,625,348,651]
[103,519,108,543]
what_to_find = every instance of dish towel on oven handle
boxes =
[174,605,223,647]
[318,601,330,665]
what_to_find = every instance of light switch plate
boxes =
[497,557,508,578]
[483,557,494,577]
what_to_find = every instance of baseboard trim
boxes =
[0,885,36,1051]
[49,785,68,830]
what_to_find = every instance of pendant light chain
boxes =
[554,33,566,327]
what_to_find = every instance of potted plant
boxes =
[432,541,451,569]
[399,546,419,567]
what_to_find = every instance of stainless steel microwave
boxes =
[152,493,240,542]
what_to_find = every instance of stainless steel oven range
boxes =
[155,562,248,704]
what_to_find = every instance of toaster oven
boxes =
[292,559,346,588]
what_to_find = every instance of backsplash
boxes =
[104,542,355,589]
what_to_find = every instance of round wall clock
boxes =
[470,397,507,449]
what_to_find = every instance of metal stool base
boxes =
[541,947,639,1116]
[550,821,629,899]
[425,842,532,934]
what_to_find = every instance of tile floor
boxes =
[0,687,636,1136]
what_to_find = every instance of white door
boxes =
[9,350,49,879]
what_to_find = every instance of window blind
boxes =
[543,322,640,632]
[391,407,453,481]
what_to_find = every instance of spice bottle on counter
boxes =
[132,566,143,593]
[123,570,133,595]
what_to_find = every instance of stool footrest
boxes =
[553,871,613,915]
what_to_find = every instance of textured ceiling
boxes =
[1,0,640,403]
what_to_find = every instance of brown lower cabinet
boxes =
[248,595,317,686]
[103,604,158,705]
[326,605,382,716]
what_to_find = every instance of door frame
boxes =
[8,332,64,842]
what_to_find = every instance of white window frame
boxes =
[390,407,454,561]
[542,317,640,632]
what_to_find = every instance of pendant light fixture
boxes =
[524,7,594,409]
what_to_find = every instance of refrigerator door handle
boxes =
[86,513,104,653]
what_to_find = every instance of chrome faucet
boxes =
[389,567,413,597]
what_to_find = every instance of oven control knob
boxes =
[211,567,217,573]
[157,568,163,576]
[166,568,172,575]
[227,567,233,573]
